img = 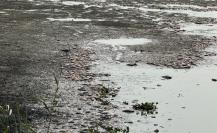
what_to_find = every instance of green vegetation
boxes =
[88,126,129,133]
[98,85,110,97]
[0,104,36,133]
[0,74,61,133]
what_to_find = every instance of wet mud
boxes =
[1,0,217,133]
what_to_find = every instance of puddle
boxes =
[93,45,217,133]
[93,38,152,51]
[109,4,136,10]
[139,7,217,18]
[62,1,85,6]
[156,4,217,10]
[108,3,217,19]
[47,18,92,22]
[180,23,217,37]
[0,11,6,14]
[94,38,152,46]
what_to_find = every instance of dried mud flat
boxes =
[1,0,217,133]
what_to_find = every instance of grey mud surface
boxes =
[1,0,217,133]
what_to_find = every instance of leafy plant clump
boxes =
[0,105,35,133]
[132,102,157,114]
[88,126,129,133]
[105,126,129,133]
[98,86,110,97]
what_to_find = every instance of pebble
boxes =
[122,109,135,113]
[154,129,159,133]
[212,78,217,82]
[127,63,137,66]
[162,75,172,80]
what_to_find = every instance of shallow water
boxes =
[180,23,217,37]
[47,17,92,22]
[92,38,153,51]
[94,38,152,46]
[88,1,217,132]
[93,45,217,133]
[62,1,85,6]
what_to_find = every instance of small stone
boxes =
[157,84,162,87]
[78,87,86,91]
[212,78,217,82]
[122,109,135,113]
[104,73,111,77]
[143,87,148,90]
[124,121,133,124]
[154,129,159,133]
[151,116,156,118]
[127,63,137,66]
[123,101,129,105]
[162,75,172,80]
[154,124,158,126]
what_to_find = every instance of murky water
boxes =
[93,45,217,133]
[180,23,217,37]
[93,38,153,51]
[89,2,217,132]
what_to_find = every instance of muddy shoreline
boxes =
[1,0,217,133]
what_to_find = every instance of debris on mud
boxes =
[62,48,94,81]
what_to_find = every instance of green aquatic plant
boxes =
[133,102,157,114]
[88,126,129,133]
